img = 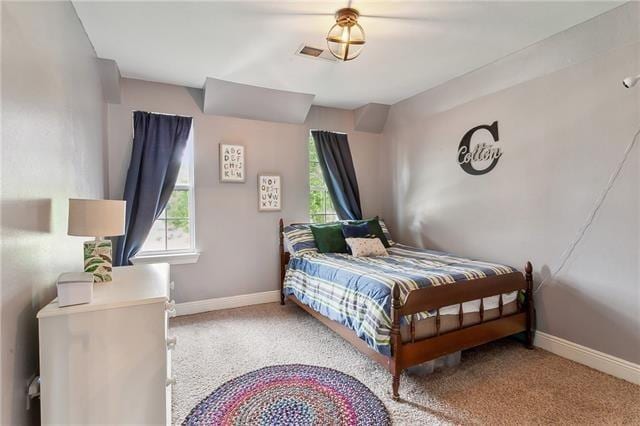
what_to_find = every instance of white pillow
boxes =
[345,238,388,257]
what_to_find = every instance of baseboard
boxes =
[175,290,280,317]
[534,331,640,385]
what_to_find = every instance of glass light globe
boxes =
[326,9,365,61]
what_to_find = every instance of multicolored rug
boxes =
[182,364,391,426]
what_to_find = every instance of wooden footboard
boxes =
[389,263,534,398]
[278,219,535,400]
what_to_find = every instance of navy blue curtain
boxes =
[311,130,362,220]
[114,111,193,266]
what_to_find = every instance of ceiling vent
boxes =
[295,44,337,62]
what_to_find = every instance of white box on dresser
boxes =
[37,264,176,425]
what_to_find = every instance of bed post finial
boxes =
[279,219,285,305]
[524,261,534,349]
[390,284,402,400]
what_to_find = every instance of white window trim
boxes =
[133,121,198,264]
[131,251,200,265]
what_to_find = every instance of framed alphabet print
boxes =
[219,144,245,182]
[258,174,281,211]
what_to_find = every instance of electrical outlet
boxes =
[26,373,40,410]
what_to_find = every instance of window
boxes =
[138,124,196,256]
[309,135,337,223]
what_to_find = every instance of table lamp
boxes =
[68,199,126,282]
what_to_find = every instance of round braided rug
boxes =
[182,364,391,426]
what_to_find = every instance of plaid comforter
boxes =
[283,244,515,356]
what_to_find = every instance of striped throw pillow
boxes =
[378,219,395,246]
[283,224,318,256]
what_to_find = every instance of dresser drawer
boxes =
[38,264,171,425]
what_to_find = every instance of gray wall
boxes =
[1,2,106,424]
[107,78,383,303]
[381,4,639,363]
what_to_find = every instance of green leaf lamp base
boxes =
[84,239,113,282]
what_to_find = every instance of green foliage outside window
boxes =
[166,190,190,232]
[309,136,337,223]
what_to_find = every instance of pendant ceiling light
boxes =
[326,8,366,61]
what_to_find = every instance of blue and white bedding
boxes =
[283,243,516,356]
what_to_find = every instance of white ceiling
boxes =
[73,1,622,109]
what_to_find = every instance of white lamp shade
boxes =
[68,199,126,237]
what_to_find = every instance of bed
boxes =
[279,219,534,400]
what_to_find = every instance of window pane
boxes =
[310,190,324,219]
[176,161,190,185]
[308,137,319,163]
[141,219,166,252]
[167,219,191,250]
[166,190,189,219]
[325,192,336,214]
[322,191,329,215]
[309,134,336,224]
[309,164,324,189]
[176,128,192,185]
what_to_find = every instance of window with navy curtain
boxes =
[310,130,363,221]
[114,111,193,266]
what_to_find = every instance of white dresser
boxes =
[37,264,176,425]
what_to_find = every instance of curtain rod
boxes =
[309,129,348,135]
[133,110,192,119]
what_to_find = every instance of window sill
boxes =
[130,252,200,265]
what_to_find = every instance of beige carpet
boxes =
[170,303,639,425]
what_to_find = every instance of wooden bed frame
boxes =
[279,219,535,400]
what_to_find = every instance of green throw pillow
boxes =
[349,217,390,247]
[310,223,348,253]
